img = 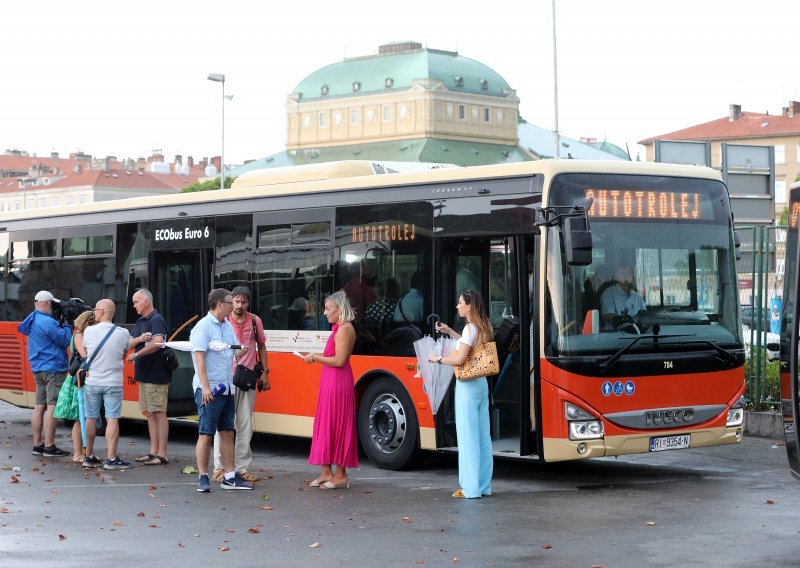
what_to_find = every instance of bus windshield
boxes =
[544,173,741,358]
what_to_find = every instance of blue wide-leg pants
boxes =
[455,377,493,498]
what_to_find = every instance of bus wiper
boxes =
[598,334,691,372]
[676,339,739,366]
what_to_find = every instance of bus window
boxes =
[337,202,432,355]
[544,173,741,361]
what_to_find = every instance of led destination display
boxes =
[585,189,714,220]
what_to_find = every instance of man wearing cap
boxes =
[17,291,73,457]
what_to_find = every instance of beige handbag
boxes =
[454,341,500,381]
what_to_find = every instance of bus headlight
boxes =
[726,396,745,427]
[726,408,744,427]
[565,403,604,440]
[569,420,604,440]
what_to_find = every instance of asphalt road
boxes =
[0,400,798,568]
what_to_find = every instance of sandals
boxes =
[135,453,156,463]
[307,477,330,487]
[144,455,168,466]
[320,480,350,490]
[239,471,259,483]
[452,488,491,498]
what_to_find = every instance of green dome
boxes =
[292,42,511,100]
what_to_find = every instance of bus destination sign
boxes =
[152,218,215,250]
[585,189,713,220]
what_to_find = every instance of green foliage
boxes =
[181,176,234,193]
[778,206,788,226]
[744,348,780,409]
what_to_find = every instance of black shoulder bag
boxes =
[232,315,264,391]
[74,325,118,388]
[68,335,85,377]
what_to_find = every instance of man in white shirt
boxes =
[82,299,133,470]
[600,266,646,330]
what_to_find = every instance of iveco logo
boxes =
[645,408,694,426]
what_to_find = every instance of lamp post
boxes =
[551,0,560,158]
[207,73,225,189]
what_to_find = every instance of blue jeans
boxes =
[195,389,235,436]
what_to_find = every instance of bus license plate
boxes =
[649,434,690,452]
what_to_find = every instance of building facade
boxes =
[640,102,800,210]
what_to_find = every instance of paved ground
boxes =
[0,400,798,567]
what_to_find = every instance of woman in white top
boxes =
[429,289,494,498]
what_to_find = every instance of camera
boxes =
[52,297,93,325]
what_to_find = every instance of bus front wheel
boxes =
[358,377,421,470]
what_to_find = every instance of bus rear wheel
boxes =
[358,377,420,470]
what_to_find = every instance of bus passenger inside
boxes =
[600,266,646,331]
[393,271,424,324]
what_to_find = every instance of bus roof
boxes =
[0,159,723,225]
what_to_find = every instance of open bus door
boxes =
[149,249,213,416]
[433,235,539,458]
[781,184,800,479]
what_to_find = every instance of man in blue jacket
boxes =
[17,291,72,457]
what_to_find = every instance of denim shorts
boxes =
[195,388,235,436]
[83,385,123,419]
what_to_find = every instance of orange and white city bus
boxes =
[0,159,745,469]
[780,181,800,480]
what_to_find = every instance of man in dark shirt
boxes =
[127,289,170,465]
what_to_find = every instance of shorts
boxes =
[83,385,123,419]
[34,372,66,406]
[194,388,235,436]
[138,382,169,413]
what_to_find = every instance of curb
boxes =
[745,410,783,440]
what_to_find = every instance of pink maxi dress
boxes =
[308,324,359,468]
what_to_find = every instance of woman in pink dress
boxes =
[303,290,358,489]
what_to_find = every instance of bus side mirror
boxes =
[734,232,741,261]
[565,216,592,266]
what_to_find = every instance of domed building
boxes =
[229,42,623,176]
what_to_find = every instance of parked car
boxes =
[741,305,770,331]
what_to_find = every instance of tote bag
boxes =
[454,341,500,381]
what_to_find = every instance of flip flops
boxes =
[320,480,350,490]
[144,456,168,466]
[135,453,155,463]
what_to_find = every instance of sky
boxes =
[1,0,796,166]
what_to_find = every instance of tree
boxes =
[181,176,234,193]
[779,205,788,226]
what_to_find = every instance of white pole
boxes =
[220,78,225,190]
[552,0,560,159]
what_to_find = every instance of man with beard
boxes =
[212,286,269,484]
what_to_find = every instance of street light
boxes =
[207,73,225,189]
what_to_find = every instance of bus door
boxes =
[150,249,213,416]
[433,235,537,457]
[781,185,800,479]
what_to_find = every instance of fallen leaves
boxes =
[309,542,321,548]
[766,499,776,505]
[258,505,273,511]
[247,526,261,534]
[542,543,552,549]
[181,466,198,474]
[58,534,66,540]
[643,521,656,526]
[217,546,230,552]
[10,474,19,484]
[402,516,414,523]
